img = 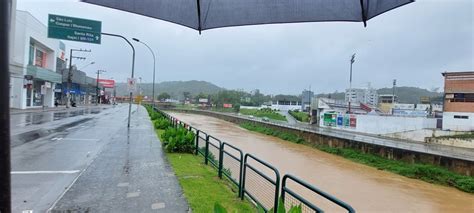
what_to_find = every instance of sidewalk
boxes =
[51,105,189,212]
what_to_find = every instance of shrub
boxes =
[154,118,171,129]
[150,111,161,120]
[161,126,195,153]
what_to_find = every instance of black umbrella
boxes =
[82,0,414,33]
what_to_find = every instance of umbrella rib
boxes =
[196,0,202,34]
[359,0,368,27]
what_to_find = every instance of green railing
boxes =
[153,107,355,213]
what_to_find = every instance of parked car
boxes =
[249,115,254,119]
[262,117,270,122]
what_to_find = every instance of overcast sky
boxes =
[17,0,473,95]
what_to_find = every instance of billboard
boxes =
[349,115,357,127]
[223,103,233,108]
[199,98,208,103]
[98,79,115,88]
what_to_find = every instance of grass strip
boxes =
[156,130,255,212]
[435,132,474,139]
[240,108,287,121]
[239,122,474,194]
[288,110,309,122]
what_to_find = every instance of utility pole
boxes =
[392,79,396,115]
[348,53,356,114]
[67,49,90,108]
[96,69,106,105]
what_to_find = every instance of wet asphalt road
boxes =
[11,106,123,212]
[11,104,188,213]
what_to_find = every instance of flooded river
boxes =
[170,112,474,212]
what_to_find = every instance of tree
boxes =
[183,91,191,101]
[157,92,171,101]
[195,92,208,103]
[211,90,246,107]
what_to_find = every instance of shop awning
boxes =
[27,65,62,83]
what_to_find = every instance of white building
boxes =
[270,100,301,111]
[345,87,378,107]
[10,10,62,109]
[441,72,474,131]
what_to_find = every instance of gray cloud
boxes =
[18,0,473,94]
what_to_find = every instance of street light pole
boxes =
[348,53,355,114]
[132,38,156,108]
[392,79,396,114]
[101,32,135,128]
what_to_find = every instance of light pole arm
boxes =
[101,32,136,128]
[138,40,156,107]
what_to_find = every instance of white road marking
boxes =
[126,192,140,198]
[11,170,81,175]
[22,210,33,213]
[151,202,165,210]
[51,137,63,141]
[61,138,99,141]
[117,182,129,187]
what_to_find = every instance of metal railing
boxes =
[281,174,355,213]
[242,153,280,212]
[151,106,355,213]
[220,142,244,196]
[206,135,222,168]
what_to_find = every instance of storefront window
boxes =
[35,49,47,68]
[28,44,34,65]
[32,80,44,106]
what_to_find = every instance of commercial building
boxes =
[379,94,398,104]
[9,10,62,109]
[270,100,301,111]
[442,71,474,131]
[378,94,398,113]
[345,87,378,107]
[59,66,104,105]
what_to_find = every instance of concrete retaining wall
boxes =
[426,137,474,149]
[168,109,474,177]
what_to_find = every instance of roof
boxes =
[442,71,474,77]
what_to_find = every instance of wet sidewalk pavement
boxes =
[51,105,189,212]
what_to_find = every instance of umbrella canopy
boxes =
[82,0,414,33]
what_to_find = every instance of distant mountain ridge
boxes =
[115,80,223,99]
[116,81,442,104]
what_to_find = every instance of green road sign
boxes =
[48,14,102,44]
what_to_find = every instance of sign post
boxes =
[48,14,102,44]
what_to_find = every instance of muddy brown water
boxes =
[169,112,474,212]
